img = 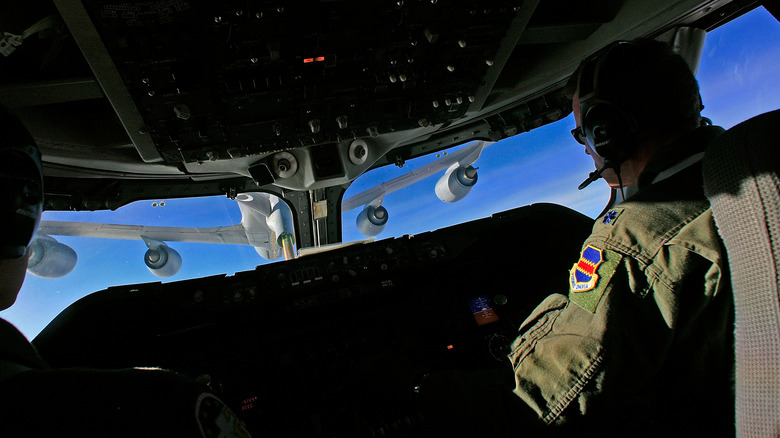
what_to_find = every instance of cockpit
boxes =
[1,0,779,436]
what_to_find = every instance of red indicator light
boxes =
[315,56,325,62]
[447,344,454,350]
[241,395,259,411]
[303,58,314,63]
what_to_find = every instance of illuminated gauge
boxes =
[487,333,511,361]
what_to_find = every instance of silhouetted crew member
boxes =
[0,106,252,437]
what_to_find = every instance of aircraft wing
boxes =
[38,221,253,246]
[342,140,490,212]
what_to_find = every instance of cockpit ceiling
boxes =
[0,0,757,210]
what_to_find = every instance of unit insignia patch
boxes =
[570,245,603,293]
[568,245,622,313]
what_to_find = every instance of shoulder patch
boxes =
[570,245,603,293]
[569,246,622,313]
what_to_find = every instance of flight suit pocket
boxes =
[508,294,568,368]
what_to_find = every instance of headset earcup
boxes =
[582,102,635,163]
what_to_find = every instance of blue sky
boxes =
[3,7,780,339]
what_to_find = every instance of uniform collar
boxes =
[603,125,724,210]
[637,125,725,189]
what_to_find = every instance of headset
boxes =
[576,42,639,190]
[0,106,43,259]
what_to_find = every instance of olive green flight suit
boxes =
[508,126,734,436]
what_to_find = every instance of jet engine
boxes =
[142,238,182,278]
[356,205,389,237]
[26,234,78,279]
[435,164,478,203]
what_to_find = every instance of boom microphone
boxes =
[578,165,607,190]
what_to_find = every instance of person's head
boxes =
[566,39,703,187]
[0,106,43,310]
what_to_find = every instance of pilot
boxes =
[504,40,734,435]
[414,39,733,437]
[0,106,251,437]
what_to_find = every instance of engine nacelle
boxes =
[144,242,182,278]
[435,164,478,203]
[26,234,78,279]
[356,205,389,237]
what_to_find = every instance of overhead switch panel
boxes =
[79,0,525,164]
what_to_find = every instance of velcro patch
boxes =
[569,246,621,313]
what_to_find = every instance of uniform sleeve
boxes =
[507,292,609,425]
[507,236,729,432]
